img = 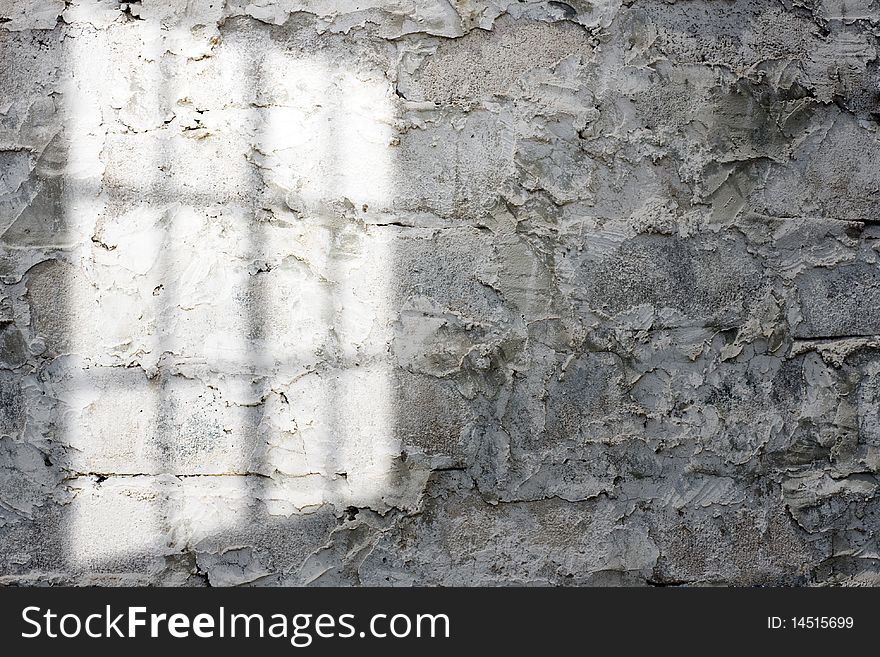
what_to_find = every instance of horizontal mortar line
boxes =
[63,471,361,480]
[792,335,880,342]
[65,472,277,479]
[744,212,870,225]
[12,180,874,243]
[36,354,388,372]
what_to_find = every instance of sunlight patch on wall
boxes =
[65,31,404,566]
[256,50,402,512]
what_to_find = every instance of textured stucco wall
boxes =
[1,0,879,586]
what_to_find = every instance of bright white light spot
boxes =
[66,37,400,565]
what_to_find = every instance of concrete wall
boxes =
[1,0,879,585]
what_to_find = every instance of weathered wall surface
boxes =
[1,0,879,586]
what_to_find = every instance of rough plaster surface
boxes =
[1,0,879,586]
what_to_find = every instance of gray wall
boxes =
[1,0,879,585]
